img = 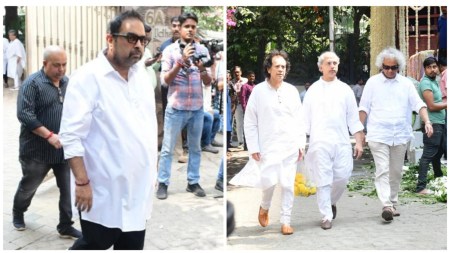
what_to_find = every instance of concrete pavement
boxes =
[226,147,447,250]
[2,87,225,250]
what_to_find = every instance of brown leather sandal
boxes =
[258,206,269,227]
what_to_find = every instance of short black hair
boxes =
[438,56,447,67]
[170,16,180,23]
[179,12,198,26]
[247,71,255,76]
[109,10,144,34]
[263,50,290,78]
[423,56,438,68]
[144,24,152,33]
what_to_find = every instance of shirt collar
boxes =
[39,68,68,87]
[97,49,139,77]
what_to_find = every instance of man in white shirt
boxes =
[231,66,247,147]
[3,37,8,86]
[6,29,26,90]
[230,50,306,235]
[303,51,364,230]
[59,10,157,249]
[359,47,433,223]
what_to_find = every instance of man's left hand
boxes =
[353,143,363,159]
[425,123,434,137]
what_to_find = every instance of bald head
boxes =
[43,45,66,61]
[43,45,67,84]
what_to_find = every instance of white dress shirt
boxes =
[359,72,426,146]
[303,77,364,145]
[60,52,158,231]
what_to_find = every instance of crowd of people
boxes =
[8,9,224,250]
[229,45,446,234]
[4,5,447,248]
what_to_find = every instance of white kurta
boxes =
[60,52,158,231]
[230,81,306,190]
[6,38,26,87]
[303,78,364,187]
[3,38,8,75]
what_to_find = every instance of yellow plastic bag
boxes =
[294,161,316,197]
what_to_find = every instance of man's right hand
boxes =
[75,183,93,212]
[252,152,261,161]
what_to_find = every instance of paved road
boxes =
[226,146,447,250]
[2,87,225,250]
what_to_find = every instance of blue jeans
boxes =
[13,157,73,232]
[417,124,446,192]
[202,109,221,146]
[158,107,203,185]
[217,158,224,181]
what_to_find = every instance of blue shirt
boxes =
[438,16,447,49]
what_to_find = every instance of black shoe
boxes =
[12,212,26,231]
[59,226,82,239]
[156,183,168,200]
[186,183,206,197]
[215,179,224,192]
[211,140,223,147]
[332,205,337,219]
[202,144,219,154]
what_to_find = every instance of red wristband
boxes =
[176,60,184,68]
[45,131,54,140]
[75,179,90,186]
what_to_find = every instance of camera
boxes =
[192,52,214,67]
[200,39,224,54]
[179,41,214,67]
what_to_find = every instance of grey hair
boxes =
[317,51,340,68]
[43,45,65,60]
[375,47,406,71]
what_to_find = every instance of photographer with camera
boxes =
[156,12,212,200]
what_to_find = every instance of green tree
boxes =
[182,6,223,32]
[227,6,371,85]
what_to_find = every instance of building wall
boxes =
[25,6,119,76]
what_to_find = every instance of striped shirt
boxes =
[161,41,209,111]
[17,68,68,164]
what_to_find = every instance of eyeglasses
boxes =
[382,64,399,71]
[57,87,64,104]
[112,32,150,47]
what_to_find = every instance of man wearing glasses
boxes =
[60,10,157,249]
[303,51,364,230]
[156,12,212,200]
[359,47,433,223]
[13,45,81,239]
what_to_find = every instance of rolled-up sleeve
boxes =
[59,75,95,159]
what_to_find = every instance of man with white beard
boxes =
[6,29,26,90]
[303,51,364,230]
[230,49,306,235]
